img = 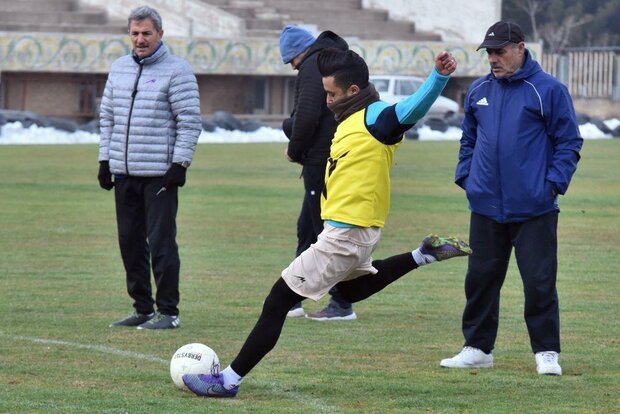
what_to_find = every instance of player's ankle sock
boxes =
[411,248,436,266]
[221,366,243,389]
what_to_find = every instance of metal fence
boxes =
[541,48,620,101]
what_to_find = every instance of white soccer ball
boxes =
[170,343,220,389]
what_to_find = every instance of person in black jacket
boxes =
[279,25,356,321]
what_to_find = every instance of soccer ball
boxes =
[170,343,220,389]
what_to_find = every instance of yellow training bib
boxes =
[321,108,401,227]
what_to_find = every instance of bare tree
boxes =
[504,0,620,49]
[540,14,593,53]
[513,0,546,43]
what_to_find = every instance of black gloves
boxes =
[98,161,114,190]
[98,162,187,192]
[162,163,187,190]
[282,117,293,138]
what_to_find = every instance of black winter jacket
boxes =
[284,31,349,165]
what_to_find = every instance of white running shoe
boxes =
[535,351,562,375]
[286,304,306,318]
[440,346,494,368]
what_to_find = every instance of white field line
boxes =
[0,330,338,413]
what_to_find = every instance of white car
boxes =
[369,75,459,119]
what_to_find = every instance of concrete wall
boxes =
[78,0,244,38]
[1,72,106,121]
[1,32,532,77]
[573,99,620,119]
[362,0,501,44]
[198,75,252,114]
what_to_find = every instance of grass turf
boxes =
[0,140,618,413]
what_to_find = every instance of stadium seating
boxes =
[0,0,125,34]
[201,0,440,40]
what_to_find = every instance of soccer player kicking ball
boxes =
[184,48,469,397]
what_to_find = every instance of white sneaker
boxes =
[535,351,562,375]
[440,346,494,368]
[286,306,305,318]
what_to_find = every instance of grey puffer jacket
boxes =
[99,43,201,176]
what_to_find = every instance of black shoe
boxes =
[136,313,180,330]
[110,312,155,327]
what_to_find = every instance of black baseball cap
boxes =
[477,21,525,50]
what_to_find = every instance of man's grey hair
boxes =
[128,6,163,32]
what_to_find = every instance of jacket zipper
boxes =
[124,63,144,174]
[496,82,505,221]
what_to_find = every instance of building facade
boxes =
[0,0,506,124]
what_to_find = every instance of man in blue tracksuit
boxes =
[440,21,583,375]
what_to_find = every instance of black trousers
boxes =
[114,176,180,316]
[462,212,560,354]
[297,164,352,309]
[230,253,417,376]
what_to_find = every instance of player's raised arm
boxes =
[366,51,457,135]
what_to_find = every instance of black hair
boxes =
[317,48,369,90]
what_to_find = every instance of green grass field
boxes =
[0,140,618,413]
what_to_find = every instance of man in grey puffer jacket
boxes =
[98,5,201,330]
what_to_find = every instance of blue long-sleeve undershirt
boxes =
[365,68,451,144]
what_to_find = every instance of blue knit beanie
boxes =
[279,25,316,64]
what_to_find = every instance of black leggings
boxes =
[230,252,417,376]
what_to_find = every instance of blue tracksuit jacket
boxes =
[455,50,583,223]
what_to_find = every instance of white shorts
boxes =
[281,223,381,301]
